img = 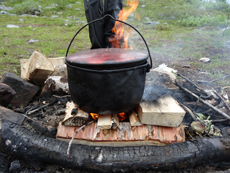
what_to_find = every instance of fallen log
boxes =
[1,120,230,172]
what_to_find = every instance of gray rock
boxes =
[144,21,160,26]
[20,14,38,17]
[6,24,19,28]
[19,18,23,22]
[9,160,21,172]
[1,72,40,107]
[76,21,87,24]
[67,4,72,8]
[0,83,16,107]
[44,3,58,9]
[57,12,63,15]
[0,5,13,11]
[28,39,40,43]
[165,16,176,20]
[51,15,59,18]
[75,8,80,10]
[199,57,210,63]
[0,10,9,15]
[144,17,151,22]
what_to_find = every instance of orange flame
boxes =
[90,112,127,121]
[109,0,139,49]
[90,113,99,120]
[117,112,126,121]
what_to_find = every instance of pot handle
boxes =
[66,14,153,71]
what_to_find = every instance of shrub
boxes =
[13,0,40,15]
[179,14,227,27]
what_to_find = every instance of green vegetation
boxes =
[1,0,230,86]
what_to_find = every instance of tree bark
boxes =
[1,120,230,172]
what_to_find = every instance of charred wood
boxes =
[1,120,230,172]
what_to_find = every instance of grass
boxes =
[1,0,230,86]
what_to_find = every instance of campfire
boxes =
[1,0,230,172]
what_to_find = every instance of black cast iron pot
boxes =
[65,14,153,114]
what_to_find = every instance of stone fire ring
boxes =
[1,120,230,172]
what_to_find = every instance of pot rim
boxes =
[65,60,150,73]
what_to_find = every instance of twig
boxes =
[180,103,197,121]
[178,74,211,99]
[176,80,230,120]
[53,95,71,98]
[178,74,203,92]
[26,104,49,115]
[26,100,57,115]
[197,74,230,84]
[213,89,230,112]
[67,120,94,157]
[211,119,229,123]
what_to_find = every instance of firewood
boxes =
[129,111,142,126]
[62,102,89,126]
[20,50,55,84]
[97,114,112,129]
[112,114,120,129]
[137,95,186,127]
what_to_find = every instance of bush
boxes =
[179,14,227,27]
[13,0,40,15]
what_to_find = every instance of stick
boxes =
[197,74,230,84]
[180,103,197,121]
[67,120,94,157]
[178,74,203,92]
[178,74,211,99]
[211,119,229,123]
[176,80,230,120]
[26,104,49,115]
[26,100,57,115]
[53,95,71,98]
[213,89,230,112]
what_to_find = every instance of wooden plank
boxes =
[97,114,112,129]
[129,111,142,126]
[137,95,186,127]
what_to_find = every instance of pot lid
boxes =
[66,48,148,67]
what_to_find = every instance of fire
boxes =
[90,113,99,120]
[117,112,126,121]
[90,112,127,121]
[109,0,139,49]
